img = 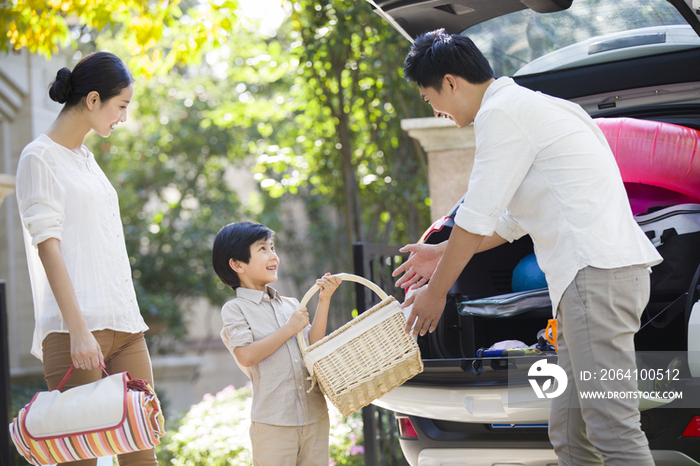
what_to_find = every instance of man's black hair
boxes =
[404,28,494,91]
[212,221,273,289]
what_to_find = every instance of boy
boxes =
[392,30,661,466]
[212,221,340,466]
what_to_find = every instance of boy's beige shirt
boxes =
[220,285,328,426]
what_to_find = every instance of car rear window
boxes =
[461,0,697,77]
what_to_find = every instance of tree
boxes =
[86,24,295,348]
[0,0,239,75]
[88,63,246,350]
[8,0,433,341]
[172,0,434,301]
[249,0,433,268]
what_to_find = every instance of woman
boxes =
[15,52,156,466]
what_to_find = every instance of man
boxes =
[393,29,661,466]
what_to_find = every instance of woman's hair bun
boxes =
[48,68,73,104]
[47,53,133,108]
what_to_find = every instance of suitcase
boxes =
[635,203,700,299]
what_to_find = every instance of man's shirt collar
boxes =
[480,76,516,110]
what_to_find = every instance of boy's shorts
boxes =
[250,412,330,466]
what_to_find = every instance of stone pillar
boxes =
[401,117,476,222]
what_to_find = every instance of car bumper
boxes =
[373,381,676,424]
[407,448,700,466]
[373,384,552,424]
[415,448,557,466]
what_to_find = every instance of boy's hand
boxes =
[287,307,310,333]
[317,273,341,301]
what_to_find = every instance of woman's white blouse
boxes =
[16,134,148,361]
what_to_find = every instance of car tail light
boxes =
[419,216,451,243]
[682,417,700,437]
[397,416,418,438]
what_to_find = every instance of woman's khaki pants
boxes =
[42,330,157,466]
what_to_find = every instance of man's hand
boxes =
[392,242,445,290]
[403,285,447,337]
[401,226,487,336]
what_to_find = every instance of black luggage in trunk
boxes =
[416,203,700,379]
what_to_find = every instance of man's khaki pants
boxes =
[548,265,655,466]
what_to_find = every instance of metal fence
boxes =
[1,281,12,466]
[0,244,412,466]
[353,243,409,466]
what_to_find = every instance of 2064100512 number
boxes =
[598,368,680,381]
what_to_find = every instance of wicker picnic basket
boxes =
[296,273,423,417]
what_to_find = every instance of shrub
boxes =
[328,407,364,466]
[157,384,364,466]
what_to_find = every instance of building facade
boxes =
[0,49,68,377]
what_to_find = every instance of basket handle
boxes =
[296,273,389,353]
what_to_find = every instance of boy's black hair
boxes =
[212,221,274,289]
[403,28,494,91]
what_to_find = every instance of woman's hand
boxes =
[317,273,341,301]
[70,328,104,370]
[392,242,446,290]
[37,238,104,370]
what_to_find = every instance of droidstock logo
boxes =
[528,359,567,399]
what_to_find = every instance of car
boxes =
[364,0,700,465]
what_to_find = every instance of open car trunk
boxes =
[399,114,700,390]
[405,210,699,389]
[411,235,556,386]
